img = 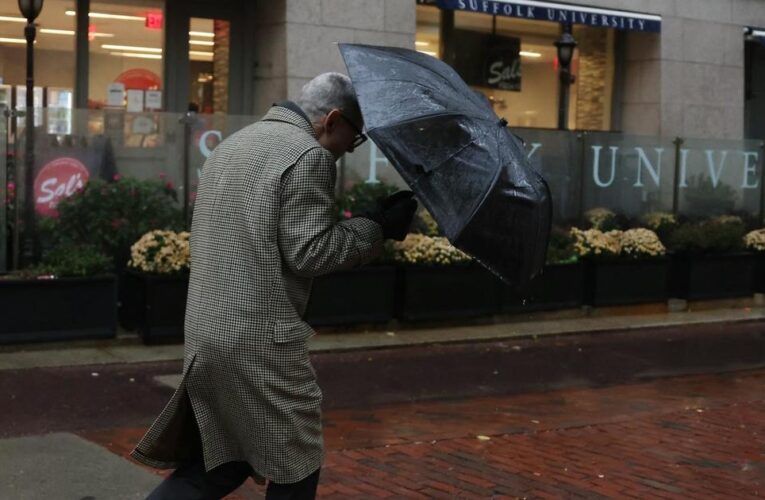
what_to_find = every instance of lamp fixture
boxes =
[519,51,542,58]
[18,0,44,20]
[102,43,161,53]
[189,31,214,37]
[189,40,214,46]
[415,41,429,47]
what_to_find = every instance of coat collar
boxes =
[262,101,318,140]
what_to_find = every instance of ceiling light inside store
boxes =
[0,15,27,23]
[189,31,214,37]
[519,51,542,58]
[417,50,437,57]
[102,44,162,53]
[110,51,162,60]
[189,50,213,60]
[415,41,429,47]
[0,37,27,44]
[66,10,144,21]
[40,28,75,35]
[190,40,214,46]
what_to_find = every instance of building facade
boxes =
[4,0,765,270]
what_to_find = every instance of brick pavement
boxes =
[74,368,765,498]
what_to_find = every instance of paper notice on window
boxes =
[107,83,125,107]
[126,89,144,112]
[145,90,162,110]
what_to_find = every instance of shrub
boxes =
[744,228,765,252]
[584,207,621,231]
[34,244,113,277]
[388,233,471,266]
[39,176,183,269]
[546,226,577,264]
[667,217,745,254]
[337,181,398,219]
[570,228,621,258]
[620,228,666,259]
[128,230,190,274]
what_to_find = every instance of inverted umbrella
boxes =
[339,43,552,285]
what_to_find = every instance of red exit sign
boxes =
[145,11,163,29]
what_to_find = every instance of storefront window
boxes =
[416,6,616,131]
[0,0,76,131]
[189,17,229,115]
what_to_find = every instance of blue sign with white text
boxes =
[437,0,662,33]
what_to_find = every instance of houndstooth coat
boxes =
[131,105,383,483]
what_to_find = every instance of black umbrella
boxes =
[339,43,552,285]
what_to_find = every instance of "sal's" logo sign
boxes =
[34,157,90,217]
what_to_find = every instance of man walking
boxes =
[132,72,416,499]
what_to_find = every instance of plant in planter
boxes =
[584,207,623,231]
[337,181,398,220]
[0,243,117,344]
[666,216,752,299]
[573,227,669,306]
[389,233,497,321]
[121,230,191,343]
[744,228,765,293]
[39,175,184,271]
[639,211,678,243]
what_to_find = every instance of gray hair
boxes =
[297,72,363,128]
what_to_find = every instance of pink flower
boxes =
[113,174,121,181]
[7,182,15,191]
[343,210,353,219]
[165,181,174,190]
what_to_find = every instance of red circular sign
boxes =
[34,157,90,217]
[114,68,161,90]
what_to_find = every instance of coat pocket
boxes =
[272,319,315,344]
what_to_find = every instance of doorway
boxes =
[163,0,248,114]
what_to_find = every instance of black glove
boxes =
[361,190,418,241]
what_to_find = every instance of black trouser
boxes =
[146,460,321,500]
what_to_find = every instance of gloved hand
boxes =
[360,190,418,241]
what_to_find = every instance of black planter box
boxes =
[584,258,669,306]
[304,266,396,326]
[398,264,497,321]
[753,254,765,294]
[0,275,117,344]
[500,262,584,313]
[119,270,189,343]
[669,253,754,300]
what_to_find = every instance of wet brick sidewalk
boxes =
[70,367,765,498]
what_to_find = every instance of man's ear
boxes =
[324,109,342,133]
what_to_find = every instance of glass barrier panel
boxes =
[514,127,584,226]
[675,137,763,221]
[580,132,677,221]
[0,110,6,273]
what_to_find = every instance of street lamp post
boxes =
[555,23,577,130]
[17,0,44,267]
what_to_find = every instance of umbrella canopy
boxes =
[339,43,551,285]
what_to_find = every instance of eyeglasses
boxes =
[338,113,368,150]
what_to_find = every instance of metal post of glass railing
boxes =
[671,136,684,216]
[181,112,193,230]
[759,141,765,225]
